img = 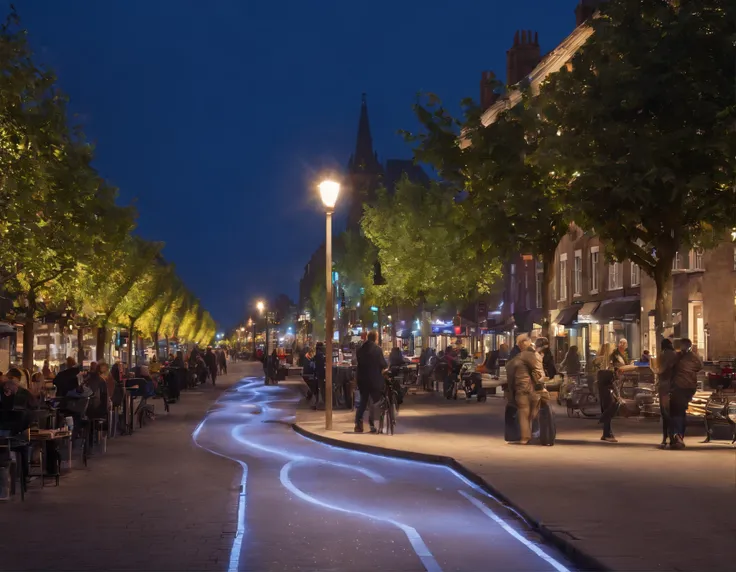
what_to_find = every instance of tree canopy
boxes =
[537,0,736,339]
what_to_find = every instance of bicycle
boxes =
[377,379,399,435]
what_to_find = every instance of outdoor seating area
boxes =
[0,367,179,502]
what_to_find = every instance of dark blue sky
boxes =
[11,0,575,329]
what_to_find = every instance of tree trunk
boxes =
[77,326,84,366]
[22,289,36,370]
[96,326,107,361]
[420,300,431,349]
[164,335,170,359]
[653,262,674,349]
[127,318,136,370]
[541,252,554,340]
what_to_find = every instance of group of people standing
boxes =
[587,337,701,448]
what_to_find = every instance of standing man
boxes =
[669,338,702,449]
[509,337,545,444]
[204,347,218,386]
[354,331,387,434]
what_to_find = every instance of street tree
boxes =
[112,257,174,366]
[538,0,736,341]
[405,93,568,337]
[138,275,185,358]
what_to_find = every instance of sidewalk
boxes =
[295,387,736,572]
[1,361,259,572]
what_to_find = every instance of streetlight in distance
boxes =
[319,179,340,430]
[256,300,269,359]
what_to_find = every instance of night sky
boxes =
[10,0,575,329]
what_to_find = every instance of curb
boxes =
[292,422,609,572]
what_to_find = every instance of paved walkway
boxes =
[295,387,736,572]
[1,361,255,572]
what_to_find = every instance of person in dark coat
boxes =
[354,331,388,433]
[311,343,326,405]
[53,357,81,397]
[204,347,217,385]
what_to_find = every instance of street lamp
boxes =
[319,179,340,430]
[257,300,268,358]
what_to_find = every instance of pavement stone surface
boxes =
[295,385,736,572]
[0,362,252,572]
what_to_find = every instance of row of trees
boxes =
[328,0,734,346]
[0,12,216,368]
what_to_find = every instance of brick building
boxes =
[479,0,736,363]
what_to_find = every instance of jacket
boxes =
[654,348,678,396]
[356,340,388,392]
[673,351,702,391]
[509,348,545,394]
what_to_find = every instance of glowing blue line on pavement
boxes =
[458,490,570,572]
[230,424,385,482]
[280,460,441,572]
[192,419,248,572]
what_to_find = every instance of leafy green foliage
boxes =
[538,0,736,338]
[405,89,568,334]
[362,178,502,308]
[0,13,217,364]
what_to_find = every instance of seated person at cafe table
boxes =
[0,369,35,435]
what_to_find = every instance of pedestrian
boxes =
[669,338,702,449]
[217,348,228,375]
[268,349,279,384]
[312,343,326,407]
[506,336,545,444]
[592,343,616,442]
[561,346,581,378]
[653,338,678,448]
[508,334,527,361]
[354,330,387,433]
[204,347,218,385]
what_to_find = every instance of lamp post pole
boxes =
[325,209,334,430]
[318,179,340,431]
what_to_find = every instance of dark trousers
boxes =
[355,386,381,427]
[670,387,695,439]
[659,394,671,443]
[598,384,615,438]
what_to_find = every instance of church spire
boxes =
[351,93,378,172]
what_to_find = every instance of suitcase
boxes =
[504,404,521,442]
[538,402,556,446]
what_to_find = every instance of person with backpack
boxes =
[669,338,702,449]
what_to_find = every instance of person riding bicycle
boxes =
[354,331,387,434]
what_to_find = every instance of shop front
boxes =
[591,297,642,360]
[512,309,544,338]
[552,304,583,364]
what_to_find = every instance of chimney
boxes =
[480,70,499,110]
[575,0,605,27]
[506,29,541,86]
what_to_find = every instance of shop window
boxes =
[573,250,582,296]
[608,262,623,290]
[631,262,641,286]
[689,248,704,271]
[559,254,567,300]
[590,247,599,293]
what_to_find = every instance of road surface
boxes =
[193,371,576,572]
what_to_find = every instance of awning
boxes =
[484,321,514,334]
[593,297,641,323]
[0,321,16,338]
[513,309,544,333]
[577,302,600,324]
[554,305,580,326]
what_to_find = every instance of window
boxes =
[535,268,543,309]
[689,248,704,271]
[590,247,600,293]
[558,253,568,301]
[672,251,681,271]
[573,250,582,296]
[609,262,623,290]
[631,262,641,287]
[524,270,530,309]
